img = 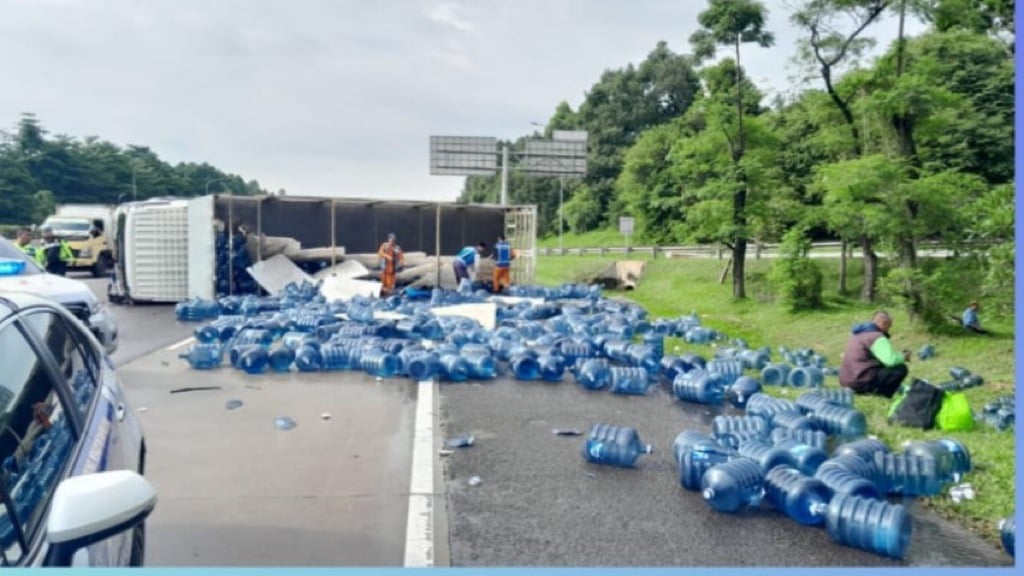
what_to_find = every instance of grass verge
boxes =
[534,252,1015,547]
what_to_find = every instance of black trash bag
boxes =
[888,378,945,429]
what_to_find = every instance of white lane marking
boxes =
[165,337,196,351]
[404,379,436,567]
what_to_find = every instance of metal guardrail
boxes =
[536,240,997,258]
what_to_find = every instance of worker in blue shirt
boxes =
[961,301,989,334]
[491,235,515,293]
[453,242,486,288]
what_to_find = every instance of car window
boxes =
[0,321,76,565]
[0,238,43,276]
[21,311,99,423]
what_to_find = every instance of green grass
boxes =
[537,229,635,249]
[534,252,1016,547]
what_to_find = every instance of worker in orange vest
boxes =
[377,232,405,296]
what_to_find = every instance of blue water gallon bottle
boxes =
[810,404,868,439]
[407,352,441,381]
[582,424,652,468]
[294,344,322,372]
[466,354,498,380]
[439,353,471,382]
[787,366,824,388]
[610,367,651,395]
[361,349,399,379]
[229,344,264,368]
[773,438,829,476]
[642,332,665,360]
[537,354,566,382]
[680,445,734,491]
[179,343,222,370]
[726,376,762,409]
[999,516,1015,558]
[770,428,828,451]
[736,438,798,474]
[873,451,945,497]
[833,438,890,462]
[319,344,353,371]
[510,354,541,381]
[761,363,792,386]
[237,346,270,375]
[672,370,725,405]
[902,438,971,482]
[764,466,832,526]
[712,415,768,447]
[194,324,220,344]
[576,359,612,391]
[268,346,295,372]
[700,458,765,513]
[673,430,725,464]
[824,493,912,559]
[770,410,816,431]
[814,464,882,500]
[817,454,883,485]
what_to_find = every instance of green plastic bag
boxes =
[936,391,974,431]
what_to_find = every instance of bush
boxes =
[769,228,824,312]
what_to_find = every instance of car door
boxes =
[18,308,133,567]
[0,313,78,566]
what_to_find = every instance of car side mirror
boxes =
[46,471,157,566]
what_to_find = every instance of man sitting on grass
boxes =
[954,301,990,335]
[839,311,911,398]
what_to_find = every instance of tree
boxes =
[688,0,775,298]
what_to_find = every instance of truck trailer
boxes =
[111,194,537,304]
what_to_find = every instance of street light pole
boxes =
[558,176,564,253]
[205,178,227,195]
[131,165,139,201]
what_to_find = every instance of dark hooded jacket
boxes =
[838,322,905,389]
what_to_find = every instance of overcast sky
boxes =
[0,0,927,202]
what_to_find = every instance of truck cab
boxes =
[40,206,114,278]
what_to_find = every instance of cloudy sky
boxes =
[0,0,927,201]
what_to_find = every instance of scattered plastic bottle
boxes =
[576,359,612,391]
[770,428,827,451]
[439,354,471,382]
[796,388,855,414]
[814,464,881,500]
[726,376,762,409]
[764,466,832,526]
[536,354,566,382]
[361,349,399,379]
[608,366,650,395]
[712,415,768,445]
[294,344,322,372]
[873,451,945,496]
[319,345,353,371]
[672,370,725,405]
[917,344,935,360]
[407,352,441,381]
[180,343,223,370]
[582,424,652,468]
[672,430,725,464]
[680,445,734,491]
[949,366,971,381]
[769,410,816,432]
[268,346,295,372]
[465,354,498,380]
[817,454,883,487]
[810,404,867,439]
[824,493,912,559]
[229,344,264,369]
[773,439,828,476]
[787,366,824,388]
[761,363,792,387]
[701,458,766,513]
[737,439,798,474]
[510,354,541,381]
[236,346,270,375]
[902,438,971,482]
[833,438,890,463]
[999,516,1015,558]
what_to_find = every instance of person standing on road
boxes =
[491,235,515,293]
[376,232,404,296]
[15,228,37,260]
[453,242,486,288]
[37,227,74,276]
[838,311,911,398]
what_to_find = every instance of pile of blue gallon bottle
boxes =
[175,280,1013,561]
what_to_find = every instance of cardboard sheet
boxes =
[319,275,382,301]
[246,254,313,297]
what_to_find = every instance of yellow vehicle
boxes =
[40,204,115,277]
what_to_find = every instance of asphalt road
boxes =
[438,376,1012,568]
[80,275,1011,567]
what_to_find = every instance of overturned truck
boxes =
[110,194,537,304]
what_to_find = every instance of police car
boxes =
[0,292,154,566]
[0,237,118,355]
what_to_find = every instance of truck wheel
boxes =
[91,255,110,278]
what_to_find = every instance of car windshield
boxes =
[0,238,44,276]
[41,219,91,235]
